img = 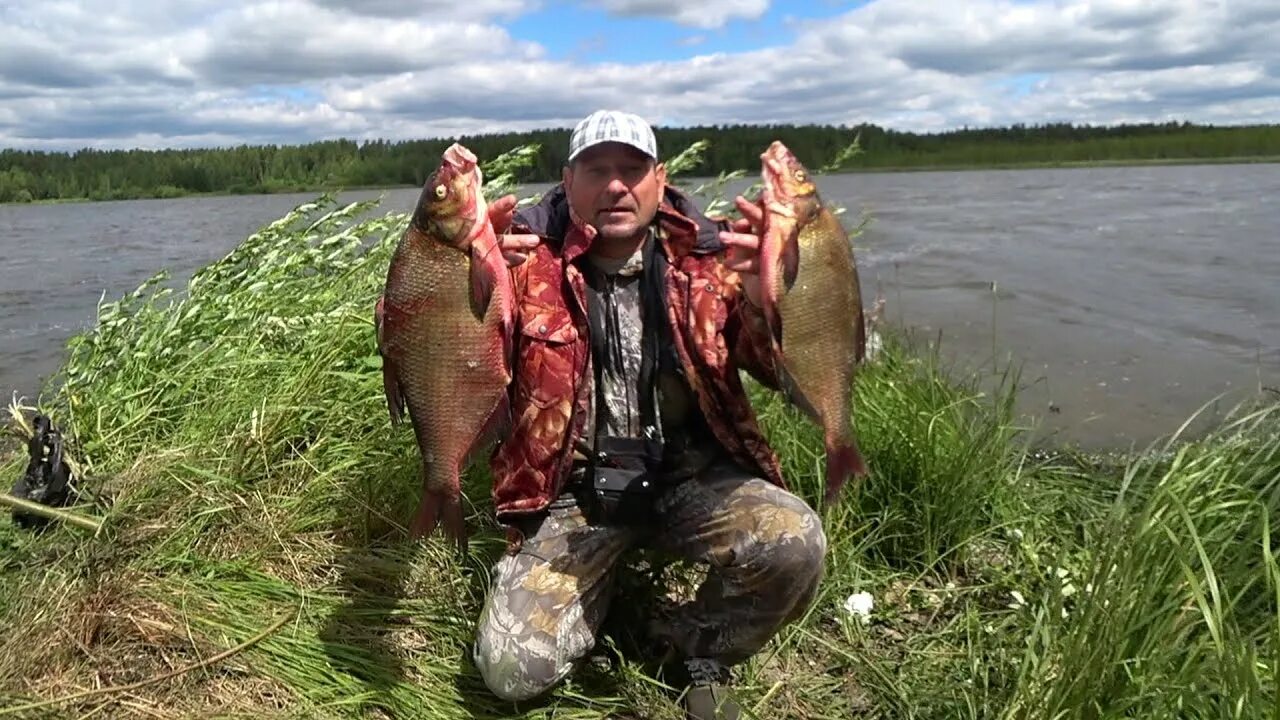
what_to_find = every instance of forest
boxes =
[2,121,1277,203]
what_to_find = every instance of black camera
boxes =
[583,435,663,525]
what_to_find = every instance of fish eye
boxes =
[794,170,807,182]
[434,184,447,199]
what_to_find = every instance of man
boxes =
[472,110,827,719]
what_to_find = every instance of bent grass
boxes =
[1,142,1277,719]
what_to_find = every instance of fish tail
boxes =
[824,438,869,506]
[440,494,467,554]
[410,468,468,553]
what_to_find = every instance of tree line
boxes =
[2,121,1277,203]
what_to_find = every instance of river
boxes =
[1,163,1276,451]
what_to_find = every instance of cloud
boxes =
[587,0,770,28]
[0,0,1277,151]
[838,0,1279,76]
[190,3,544,85]
[309,0,535,20]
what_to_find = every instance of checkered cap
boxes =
[567,109,658,162]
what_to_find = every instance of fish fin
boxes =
[824,439,869,506]
[776,361,820,421]
[763,304,784,350]
[409,483,468,554]
[855,305,867,364]
[470,245,495,319]
[463,393,511,469]
[374,296,405,424]
[440,495,467,554]
[782,232,800,291]
[382,356,405,425]
[851,263,868,363]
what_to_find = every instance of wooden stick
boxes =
[0,493,103,533]
[0,611,295,717]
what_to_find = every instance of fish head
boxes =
[414,143,489,250]
[760,140,820,220]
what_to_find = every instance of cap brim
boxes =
[568,138,657,162]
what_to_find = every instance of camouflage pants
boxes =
[473,462,827,702]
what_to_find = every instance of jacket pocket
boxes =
[517,299,579,409]
[520,298,578,345]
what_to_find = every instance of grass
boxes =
[1,144,1277,719]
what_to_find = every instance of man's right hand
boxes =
[489,194,541,267]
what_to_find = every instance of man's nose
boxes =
[605,176,628,194]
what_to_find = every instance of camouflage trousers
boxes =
[473,462,827,702]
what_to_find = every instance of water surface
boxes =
[2,163,1276,451]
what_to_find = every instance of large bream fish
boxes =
[375,143,514,549]
[757,140,869,503]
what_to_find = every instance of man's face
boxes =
[563,142,667,241]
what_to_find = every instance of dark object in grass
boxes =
[8,413,76,529]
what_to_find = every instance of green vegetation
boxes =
[3,121,1280,203]
[1,143,1277,719]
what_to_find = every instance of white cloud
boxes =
[588,0,769,28]
[0,0,1277,151]
[309,0,536,20]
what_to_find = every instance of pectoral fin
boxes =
[776,361,820,421]
[782,233,800,290]
[470,245,497,320]
[374,296,405,424]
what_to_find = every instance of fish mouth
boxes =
[761,152,791,202]
[443,143,477,173]
[760,140,810,204]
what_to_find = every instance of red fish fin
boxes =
[464,393,511,468]
[440,494,467,554]
[763,303,783,350]
[374,296,404,424]
[776,362,820,421]
[469,241,502,320]
[409,485,467,554]
[381,355,404,424]
[824,439,869,505]
[782,232,800,291]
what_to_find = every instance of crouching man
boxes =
[473,110,828,720]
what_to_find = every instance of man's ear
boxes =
[655,161,667,186]
[562,164,572,190]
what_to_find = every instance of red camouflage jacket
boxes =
[488,183,786,522]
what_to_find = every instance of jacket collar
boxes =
[513,183,724,265]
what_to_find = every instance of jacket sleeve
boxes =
[726,288,781,391]
[693,209,781,391]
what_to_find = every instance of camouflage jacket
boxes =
[490,183,785,522]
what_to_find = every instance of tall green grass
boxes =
[1,143,1276,719]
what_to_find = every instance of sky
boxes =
[2,0,1278,152]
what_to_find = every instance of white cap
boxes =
[567,109,658,163]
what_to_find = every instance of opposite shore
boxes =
[4,154,1278,206]
[5,120,1279,204]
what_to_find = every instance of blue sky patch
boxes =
[508,0,868,64]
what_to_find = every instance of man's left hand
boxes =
[718,195,765,307]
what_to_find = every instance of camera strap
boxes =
[578,227,668,468]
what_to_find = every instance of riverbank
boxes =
[1,191,1276,719]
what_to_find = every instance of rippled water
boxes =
[1,163,1276,450]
